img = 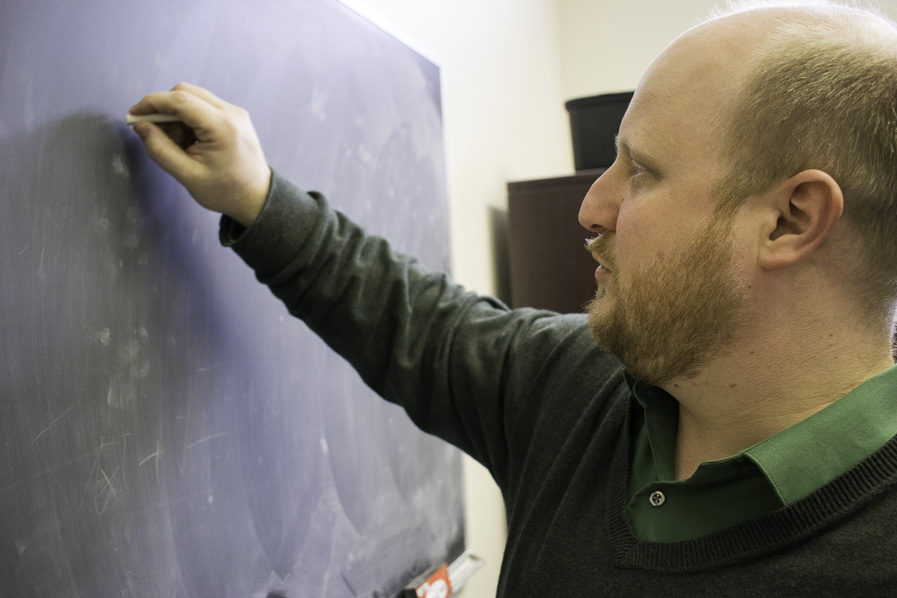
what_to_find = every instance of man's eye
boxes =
[628,160,649,180]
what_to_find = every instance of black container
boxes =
[564,91,634,171]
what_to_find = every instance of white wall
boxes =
[336,1,572,596]
[340,0,575,295]
[558,0,721,100]
[558,0,897,100]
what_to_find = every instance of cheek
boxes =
[614,209,669,268]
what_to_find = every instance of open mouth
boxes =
[592,257,611,281]
[592,254,611,274]
[585,237,612,277]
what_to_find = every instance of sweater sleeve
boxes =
[219,171,615,491]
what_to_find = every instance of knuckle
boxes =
[171,90,190,105]
[220,116,241,137]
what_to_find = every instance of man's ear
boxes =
[757,169,844,271]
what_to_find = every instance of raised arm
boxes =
[127,83,610,492]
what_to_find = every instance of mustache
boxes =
[585,235,616,271]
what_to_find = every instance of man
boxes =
[130,1,897,594]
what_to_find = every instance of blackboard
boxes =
[0,0,464,596]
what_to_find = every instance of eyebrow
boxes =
[614,135,657,165]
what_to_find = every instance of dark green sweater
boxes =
[223,173,897,596]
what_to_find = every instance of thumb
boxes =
[134,122,199,184]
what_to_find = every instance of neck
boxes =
[664,314,894,480]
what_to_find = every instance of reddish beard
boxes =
[585,215,745,387]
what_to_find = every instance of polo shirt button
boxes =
[649,491,666,507]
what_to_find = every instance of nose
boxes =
[578,167,620,234]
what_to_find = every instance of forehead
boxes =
[618,18,759,171]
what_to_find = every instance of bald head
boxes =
[627,12,770,161]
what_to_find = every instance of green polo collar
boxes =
[626,364,897,543]
[744,364,897,505]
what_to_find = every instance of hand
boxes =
[129,82,271,227]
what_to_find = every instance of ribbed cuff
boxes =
[218,169,328,281]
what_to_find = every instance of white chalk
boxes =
[126,113,182,125]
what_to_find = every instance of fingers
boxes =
[128,82,226,121]
[157,120,197,149]
[130,83,271,225]
[129,88,222,133]
[170,82,227,109]
[133,121,200,184]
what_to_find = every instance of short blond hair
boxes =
[710,1,897,324]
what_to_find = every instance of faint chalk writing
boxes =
[111,153,129,178]
[79,438,120,514]
[94,328,111,346]
[94,467,120,514]
[138,439,164,482]
[31,407,74,445]
[37,247,45,280]
[185,433,228,451]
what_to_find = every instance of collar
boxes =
[744,363,897,504]
[627,364,897,504]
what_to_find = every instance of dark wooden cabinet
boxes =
[506,169,606,314]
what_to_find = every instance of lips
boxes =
[585,236,613,278]
[592,253,611,273]
[592,256,612,282]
